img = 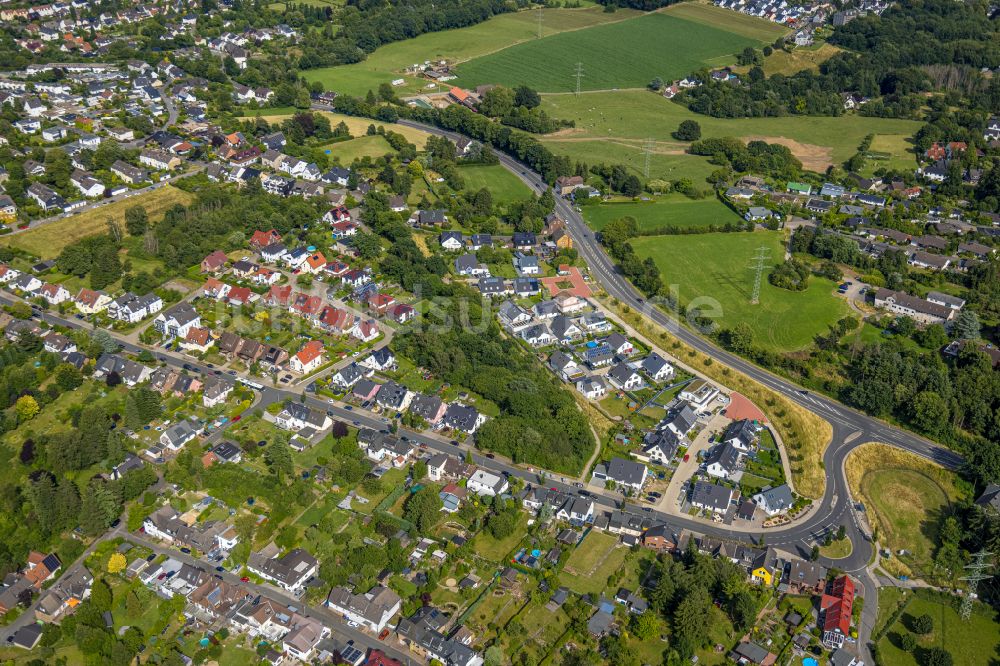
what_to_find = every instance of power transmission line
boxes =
[573,62,584,96]
[960,550,993,620]
[642,137,655,178]
[748,246,770,305]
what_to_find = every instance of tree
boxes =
[107,552,127,574]
[15,395,39,422]
[80,482,119,536]
[404,487,443,533]
[921,647,953,666]
[899,632,917,652]
[648,77,664,91]
[631,611,659,639]
[912,613,934,635]
[673,120,702,141]
[953,310,981,340]
[911,391,949,435]
[265,442,293,478]
[92,329,119,354]
[479,86,515,118]
[483,646,503,666]
[514,85,541,109]
[124,205,148,236]
[55,363,83,391]
[19,439,35,465]
[90,577,112,612]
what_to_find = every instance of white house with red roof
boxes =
[352,319,379,342]
[75,288,110,314]
[250,229,281,250]
[301,251,327,275]
[290,340,325,374]
[38,282,71,305]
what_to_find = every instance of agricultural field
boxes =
[540,90,922,173]
[876,588,1000,666]
[457,164,532,202]
[302,6,642,98]
[581,193,743,231]
[453,11,768,93]
[846,443,968,579]
[663,1,788,42]
[1,185,194,259]
[630,231,851,352]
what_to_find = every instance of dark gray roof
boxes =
[691,481,732,511]
[606,457,646,486]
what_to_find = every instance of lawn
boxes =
[322,134,397,163]
[581,193,743,232]
[457,164,532,203]
[560,530,627,595]
[454,11,767,93]
[471,513,528,563]
[302,6,642,97]
[846,443,968,579]
[1,185,195,259]
[877,589,1000,666]
[630,231,851,352]
[540,90,922,173]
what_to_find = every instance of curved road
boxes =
[394,118,970,657]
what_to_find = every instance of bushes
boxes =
[768,259,810,291]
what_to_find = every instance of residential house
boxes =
[290,340,325,374]
[467,469,508,497]
[160,420,198,450]
[705,443,743,480]
[753,484,794,516]
[247,545,319,594]
[872,288,955,325]
[721,419,761,452]
[443,403,486,434]
[821,576,855,649]
[74,288,111,314]
[409,393,447,424]
[275,402,331,432]
[325,585,401,633]
[678,378,720,413]
[593,457,647,492]
[607,362,643,391]
[640,353,674,382]
[690,481,733,514]
[153,302,201,338]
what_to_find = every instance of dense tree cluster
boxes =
[682,0,1000,119]
[394,298,595,474]
[768,259,810,291]
[688,137,802,181]
[293,0,513,70]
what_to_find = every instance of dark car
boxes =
[216,566,224,572]
[111,518,121,528]
[179,547,191,554]
[146,554,156,562]
[485,453,495,459]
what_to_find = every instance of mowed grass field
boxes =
[631,231,850,351]
[877,588,1000,666]
[846,443,967,579]
[321,134,397,162]
[560,530,626,595]
[541,90,922,172]
[454,11,766,93]
[1,185,194,259]
[457,164,532,202]
[302,6,642,98]
[581,193,743,231]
